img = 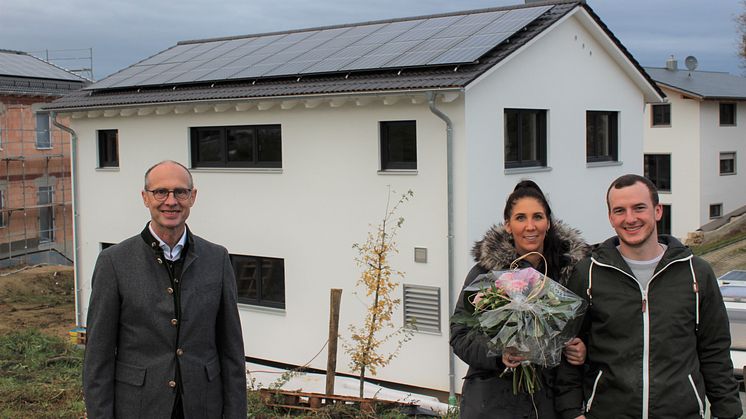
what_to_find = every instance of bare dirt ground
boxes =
[701,239,746,277]
[0,264,75,339]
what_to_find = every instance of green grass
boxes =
[0,329,84,418]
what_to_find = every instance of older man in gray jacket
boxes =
[83,160,247,418]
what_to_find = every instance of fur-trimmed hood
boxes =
[471,219,589,284]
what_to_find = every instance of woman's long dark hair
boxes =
[503,180,567,280]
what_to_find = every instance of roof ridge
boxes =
[178,0,580,45]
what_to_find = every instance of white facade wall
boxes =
[463,14,643,248]
[456,14,648,386]
[699,100,746,226]
[644,88,746,239]
[643,87,702,239]
[72,97,461,390]
[70,10,656,395]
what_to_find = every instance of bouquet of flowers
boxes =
[456,254,587,394]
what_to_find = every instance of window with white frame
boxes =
[657,204,671,235]
[651,104,671,127]
[644,154,671,192]
[586,111,618,162]
[709,203,723,219]
[230,253,285,309]
[720,152,736,175]
[504,108,547,169]
[380,120,417,170]
[191,125,282,168]
[35,112,51,149]
[98,129,119,168]
[720,103,736,126]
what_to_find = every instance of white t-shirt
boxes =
[619,244,667,290]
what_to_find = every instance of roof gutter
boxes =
[426,91,457,407]
[43,87,463,113]
[51,112,83,327]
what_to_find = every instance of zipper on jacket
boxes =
[687,374,705,418]
[586,370,603,412]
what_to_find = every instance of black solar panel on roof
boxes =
[0,50,86,82]
[87,4,553,90]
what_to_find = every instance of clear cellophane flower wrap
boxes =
[458,252,587,394]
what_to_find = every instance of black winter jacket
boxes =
[555,235,742,419]
[450,221,589,419]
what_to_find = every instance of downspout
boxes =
[426,92,457,407]
[51,112,82,327]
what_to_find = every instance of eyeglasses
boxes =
[145,188,193,201]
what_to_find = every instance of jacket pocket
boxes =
[687,374,705,418]
[586,370,603,413]
[205,357,221,382]
[114,361,145,417]
[115,361,146,386]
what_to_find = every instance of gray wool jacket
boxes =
[83,226,247,419]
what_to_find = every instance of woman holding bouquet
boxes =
[450,180,589,419]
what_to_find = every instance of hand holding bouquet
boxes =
[456,253,587,394]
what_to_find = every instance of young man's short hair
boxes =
[606,174,659,211]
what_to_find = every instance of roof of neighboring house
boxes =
[45,1,661,111]
[0,49,89,96]
[644,66,746,101]
[700,204,746,232]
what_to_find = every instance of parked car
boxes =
[719,270,746,379]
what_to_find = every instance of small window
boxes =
[504,109,547,168]
[191,125,282,168]
[38,186,54,243]
[380,120,417,170]
[651,104,671,126]
[586,111,618,162]
[644,154,671,192]
[35,112,51,149]
[98,130,119,168]
[0,190,6,228]
[720,152,736,175]
[720,103,736,126]
[231,254,285,309]
[657,204,671,235]
[403,284,440,333]
[710,203,723,219]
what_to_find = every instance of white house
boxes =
[47,1,662,400]
[643,57,746,241]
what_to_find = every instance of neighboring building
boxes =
[46,1,662,396]
[0,49,88,266]
[644,57,746,241]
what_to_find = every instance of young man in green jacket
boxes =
[555,174,742,419]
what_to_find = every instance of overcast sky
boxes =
[1,0,742,81]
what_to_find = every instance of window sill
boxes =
[238,303,286,316]
[586,160,623,168]
[96,167,120,172]
[719,172,737,176]
[651,125,671,128]
[191,167,283,174]
[504,166,552,175]
[35,146,53,150]
[378,169,418,175]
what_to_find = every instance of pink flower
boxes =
[496,268,543,295]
